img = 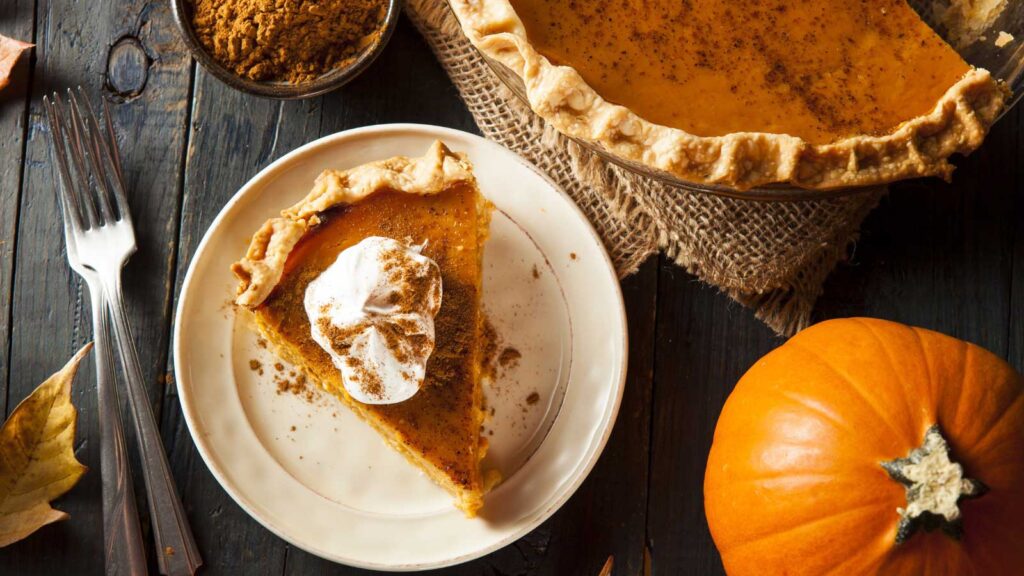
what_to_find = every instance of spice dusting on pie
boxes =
[511,0,971,144]
[231,142,498,516]
[451,0,1011,190]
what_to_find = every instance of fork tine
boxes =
[89,89,133,222]
[68,89,117,226]
[102,100,131,223]
[100,97,124,185]
[86,88,132,223]
[74,88,130,224]
[43,94,87,235]
[62,91,100,229]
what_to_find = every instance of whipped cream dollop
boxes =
[304,236,443,405]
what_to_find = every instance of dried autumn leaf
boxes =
[0,34,33,92]
[0,344,91,547]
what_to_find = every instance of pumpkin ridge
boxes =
[949,341,974,440]
[719,471,892,494]
[790,340,909,444]
[711,472,838,486]
[821,548,875,576]
[724,500,891,552]
[967,385,1024,456]
[910,327,937,407]
[973,448,1024,478]
[855,319,922,437]
[770,388,860,437]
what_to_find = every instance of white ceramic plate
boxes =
[173,124,627,570]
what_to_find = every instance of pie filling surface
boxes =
[257,187,488,494]
[510,0,972,144]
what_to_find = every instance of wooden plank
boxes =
[1007,107,1024,372]
[645,258,781,576]
[0,0,192,573]
[159,65,323,574]
[0,0,35,420]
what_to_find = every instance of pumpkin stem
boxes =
[881,425,988,544]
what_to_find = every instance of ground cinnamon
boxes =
[190,0,387,84]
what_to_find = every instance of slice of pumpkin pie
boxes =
[231,141,498,516]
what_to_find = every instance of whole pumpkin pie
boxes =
[450,0,1010,190]
[231,141,498,516]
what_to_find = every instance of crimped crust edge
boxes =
[231,140,477,307]
[449,0,1009,191]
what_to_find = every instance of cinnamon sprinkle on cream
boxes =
[306,237,442,404]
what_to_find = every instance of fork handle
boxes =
[91,288,149,576]
[104,278,202,576]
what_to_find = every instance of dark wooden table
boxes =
[1,3,1021,575]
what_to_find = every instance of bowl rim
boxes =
[169,0,403,100]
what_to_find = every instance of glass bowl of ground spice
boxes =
[171,0,400,99]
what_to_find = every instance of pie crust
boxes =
[449,0,1010,191]
[232,140,475,308]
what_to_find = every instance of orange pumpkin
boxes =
[704,318,1024,575]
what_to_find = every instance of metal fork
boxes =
[45,93,147,575]
[43,88,202,576]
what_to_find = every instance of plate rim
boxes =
[172,123,629,570]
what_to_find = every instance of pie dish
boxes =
[449,0,1011,191]
[231,141,498,516]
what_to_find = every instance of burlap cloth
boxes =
[406,1,887,335]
